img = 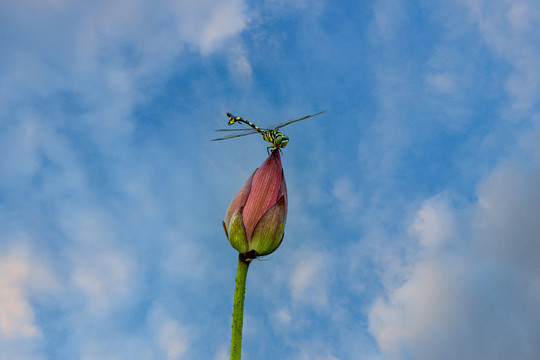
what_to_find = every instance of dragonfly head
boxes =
[275,134,289,148]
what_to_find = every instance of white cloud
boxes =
[147,306,191,360]
[370,0,406,43]
[57,207,138,313]
[289,250,330,307]
[369,145,540,360]
[297,351,340,360]
[0,0,250,138]
[2,0,539,359]
[214,347,229,360]
[0,1,246,352]
[0,117,41,187]
[0,248,41,339]
[332,176,362,218]
[507,1,538,31]
[72,251,135,313]
[457,0,540,116]
[409,194,455,249]
[424,72,458,96]
[274,307,292,325]
[157,319,189,360]
[74,0,249,63]
[227,45,253,82]
[187,0,248,55]
[369,258,464,359]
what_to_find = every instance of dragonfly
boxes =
[211,111,326,152]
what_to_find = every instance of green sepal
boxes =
[249,195,286,256]
[227,207,249,254]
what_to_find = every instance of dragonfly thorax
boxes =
[262,129,289,149]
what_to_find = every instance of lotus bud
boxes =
[223,150,288,258]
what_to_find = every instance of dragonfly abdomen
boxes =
[226,113,263,134]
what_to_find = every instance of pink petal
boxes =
[243,152,283,241]
[224,170,255,229]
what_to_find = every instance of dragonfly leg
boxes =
[267,144,279,155]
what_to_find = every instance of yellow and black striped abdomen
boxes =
[226,113,241,125]
[226,113,263,134]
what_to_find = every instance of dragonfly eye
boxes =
[280,136,289,147]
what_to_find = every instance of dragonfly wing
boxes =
[211,130,259,141]
[270,110,326,129]
[214,128,255,132]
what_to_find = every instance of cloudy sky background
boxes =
[1,0,539,359]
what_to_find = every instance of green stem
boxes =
[230,254,251,360]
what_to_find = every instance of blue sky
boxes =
[1,0,539,359]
